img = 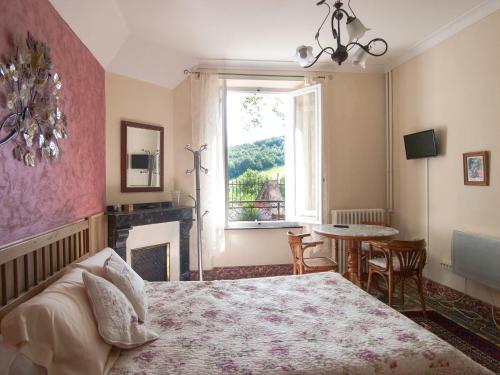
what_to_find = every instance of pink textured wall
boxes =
[0,0,105,246]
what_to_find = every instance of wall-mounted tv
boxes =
[130,154,150,169]
[404,129,438,159]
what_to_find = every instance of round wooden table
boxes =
[314,224,399,287]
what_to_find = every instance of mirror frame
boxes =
[120,120,164,193]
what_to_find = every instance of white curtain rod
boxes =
[183,69,327,80]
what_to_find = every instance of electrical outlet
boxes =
[440,262,452,270]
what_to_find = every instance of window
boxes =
[224,81,322,227]
[286,85,323,224]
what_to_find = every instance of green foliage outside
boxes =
[228,136,285,180]
[236,206,262,221]
[241,95,285,130]
[241,95,264,130]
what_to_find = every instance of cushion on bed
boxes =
[0,268,118,375]
[82,272,158,349]
[103,252,147,322]
[73,247,115,277]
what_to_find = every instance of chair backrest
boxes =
[287,231,310,273]
[287,231,302,256]
[387,239,427,273]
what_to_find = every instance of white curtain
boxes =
[191,73,226,256]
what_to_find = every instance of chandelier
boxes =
[294,0,388,69]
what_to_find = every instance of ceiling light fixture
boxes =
[294,0,388,69]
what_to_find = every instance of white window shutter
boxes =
[286,84,323,224]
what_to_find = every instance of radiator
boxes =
[452,230,500,291]
[331,208,387,273]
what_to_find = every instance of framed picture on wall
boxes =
[463,151,489,186]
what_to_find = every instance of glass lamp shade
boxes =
[346,17,370,43]
[294,45,314,67]
[351,47,368,69]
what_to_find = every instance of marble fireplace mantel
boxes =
[107,202,193,281]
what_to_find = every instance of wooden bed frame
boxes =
[0,212,107,322]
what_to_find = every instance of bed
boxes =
[110,272,493,375]
[0,217,494,375]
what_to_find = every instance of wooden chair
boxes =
[366,239,427,317]
[359,220,389,283]
[287,232,338,275]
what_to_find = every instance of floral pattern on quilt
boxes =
[109,272,492,375]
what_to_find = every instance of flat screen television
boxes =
[404,129,438,159]
[130,154,150,169]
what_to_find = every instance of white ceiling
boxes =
[50,0,500,89]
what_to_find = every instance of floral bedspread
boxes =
[110,272,492,375]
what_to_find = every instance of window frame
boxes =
[223,86,297,229]
[286,84,323,225]
[223,83,323,229]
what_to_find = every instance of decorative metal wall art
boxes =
[0,32,67,166]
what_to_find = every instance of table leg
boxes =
[346,240,362,287]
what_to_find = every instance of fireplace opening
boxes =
[131,243,170,281]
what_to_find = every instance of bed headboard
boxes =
[0,212,107,322]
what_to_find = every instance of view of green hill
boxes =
[228,136,284,179]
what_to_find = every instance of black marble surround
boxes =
[107,202,193,281]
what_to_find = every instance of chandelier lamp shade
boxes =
[294,0,388,69]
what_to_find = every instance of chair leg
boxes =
[400,277,405,306]
[367,269,373,293]
[416,273,427,318]
[388,273,394,307]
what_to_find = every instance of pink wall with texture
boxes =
[0,0,105,246]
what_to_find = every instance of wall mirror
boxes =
[121,121,164,192]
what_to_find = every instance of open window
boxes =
[224,81,323,227]
[286,84,323,224]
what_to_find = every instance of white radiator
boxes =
[331,208,387,273]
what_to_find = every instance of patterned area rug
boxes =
[403,311,500,374]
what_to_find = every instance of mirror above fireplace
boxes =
[121,121,164,192]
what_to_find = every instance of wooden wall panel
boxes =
[0,214,104,323]
[89,212,107,254]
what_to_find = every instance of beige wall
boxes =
[172,77,195,205]
[106,72,175,204]
[391,11,500,305]
[327,73,387,210]
[105,70,387,270]
[173,72,387,269]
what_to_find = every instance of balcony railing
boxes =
[228,200,285,222]
[228,175,286,222]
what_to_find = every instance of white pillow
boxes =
[82,272,158,349]
[1,269,117,375]
[103,253,148,322]
[73,247,115,277]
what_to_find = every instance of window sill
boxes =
[225,221,302,230]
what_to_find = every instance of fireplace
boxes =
[107,202,193,280]
[131,243,170,281]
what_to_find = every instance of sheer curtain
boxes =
[190,73,226,257]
